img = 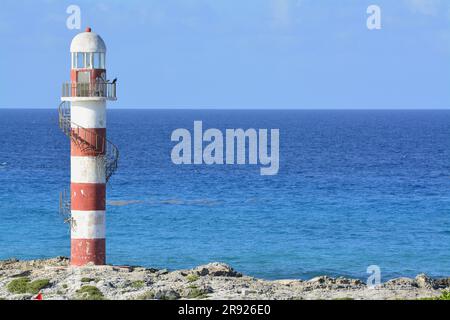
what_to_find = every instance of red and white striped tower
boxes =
[61,28,117,266]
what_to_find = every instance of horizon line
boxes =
[1,107,450,111]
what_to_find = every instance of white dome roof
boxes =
[70,29,106,53]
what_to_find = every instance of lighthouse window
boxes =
[86,53,93,69]
[72,52,104,69]
[76,53,84,69]
[93,53,99,69]
[99,53,105,69]
[93,53,104,69]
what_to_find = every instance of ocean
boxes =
[0,109,449,281]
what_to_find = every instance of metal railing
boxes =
[58,101,119,183]
[62,82,117,99]
[59,188,73,226]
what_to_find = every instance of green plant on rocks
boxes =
[131,280,145,289]
[186,274,200,283]
[76,286,105,300]
[7,277,50,294]
[420,290,450,301]
[438,291,450,300]
[27,279,50,294]
[80,277,96,283]
[136,290,155,300]
[7,277,29,294]
[186,285,208,299]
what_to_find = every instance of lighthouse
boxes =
[59,28,118,266]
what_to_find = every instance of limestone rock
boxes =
[384,277,417,289]
[192,263,242,277]
[154,289,180,300]
[0,258,447,300]
[415,274,434,289]
[433,278,450,289]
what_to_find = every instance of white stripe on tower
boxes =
[71,211,106,239]
[71,101,107,128]
[71,157,106,183]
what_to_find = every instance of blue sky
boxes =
[0,0,449,109]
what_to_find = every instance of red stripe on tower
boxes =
[71,239,106,266]
[71,183,106,211]
[71,128,107,156]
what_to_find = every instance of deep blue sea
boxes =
[1,109,450,281]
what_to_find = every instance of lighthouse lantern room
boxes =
[58,27,118,266]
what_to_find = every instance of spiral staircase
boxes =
[58,101,119,223]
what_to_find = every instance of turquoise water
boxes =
[0,109,450,280]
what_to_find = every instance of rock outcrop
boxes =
[0,258,448,300]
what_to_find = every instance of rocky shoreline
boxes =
[0,257,449,300]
